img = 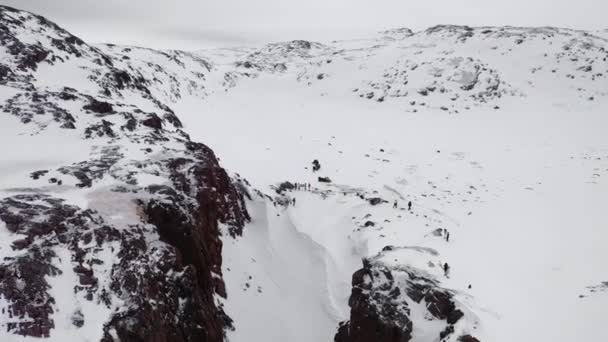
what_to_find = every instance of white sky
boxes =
[3,0,607,49]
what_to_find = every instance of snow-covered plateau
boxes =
[0,4,607,342]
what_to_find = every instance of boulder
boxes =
[368,197,386,206]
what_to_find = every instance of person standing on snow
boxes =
[408,201,412,211]
[393,200,398,209]
[443,263,450,277]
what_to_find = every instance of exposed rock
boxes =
[83,99,113,114]
[312,159,321,172]
[141,113,163,130]
[0,5,250,341]
[275,181,296,193]
[84,119,116,138]
[368,197,386,206]
[459,335,481,342]
[335,261,413,342]
[335,254,475,342]
[30,170,49,180]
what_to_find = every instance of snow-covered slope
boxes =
[168,25,608,342]
[0,6,249,342]
[1,4,607,342]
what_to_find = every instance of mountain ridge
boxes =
[1,4,607,342]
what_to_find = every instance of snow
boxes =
[0,220,28,260]
[45,248,110,342]
[221,198,344,342]
[174,31,608,342]
[0,245,119,342]
[1,13,608,341]
[0,112,91,196]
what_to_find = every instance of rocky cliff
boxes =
[335,249,480,342]
[0,5,248,341]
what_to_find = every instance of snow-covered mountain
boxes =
[1,4,607,342]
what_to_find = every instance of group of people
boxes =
[285,182,472,287]
[293,182,311,191]
[280,182,312,208]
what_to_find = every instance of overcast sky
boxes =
[4,0,607,49]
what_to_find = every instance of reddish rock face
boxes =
[0,5,250,341]
[101,147,249,342]
[0,152,250,341]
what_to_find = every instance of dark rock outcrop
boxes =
[275,181,296,194]
[368,197,386,206]
[83,99,114,114]
[335,261,412,342]
[335,256,480,342]
[459,335,481,342]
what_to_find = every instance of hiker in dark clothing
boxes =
[408,201,412,211]
[293,198,296,205]
[443,263,450,277]
[446,232,450,242]
[393,200,398,209]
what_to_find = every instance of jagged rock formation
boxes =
[0,5,248,341]
[335,251,479,342]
